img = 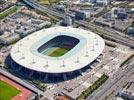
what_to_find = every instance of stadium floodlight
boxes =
[32,58,35,64]
[44,61,49,67]
[85,51,89,57]
[61,60,65,67]
[76,57,80,63]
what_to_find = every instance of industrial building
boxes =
[61,16,73,26]
[127,27,134,37]
[75,10,90,20]
[79,0,109,5]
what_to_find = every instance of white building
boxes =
[10,26,105,82]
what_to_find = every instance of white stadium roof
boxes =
[10,27,105,73]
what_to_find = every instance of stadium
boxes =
[10,27,105,82]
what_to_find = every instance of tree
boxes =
[48,0,52,6]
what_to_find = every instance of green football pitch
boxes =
[48,48,68,57]
[0,80,20,100]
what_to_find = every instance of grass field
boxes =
[0,6,18,20]
[48,48,68,57]
[0,80,20,100]
[37,0,61,4]
[37,0,50,4]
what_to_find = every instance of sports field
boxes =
[42,47,68,57]
[38,35,79,57]
[48,48,68,57]
[0,80,20,100]
[0,75,32,100]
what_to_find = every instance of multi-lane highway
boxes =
[22,0,65,18]
[75,20,134,48]
[22,0,134,48]
[86,56,134,100]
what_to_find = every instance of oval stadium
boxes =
[10,27,105,82]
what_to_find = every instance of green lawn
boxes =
[37,0,61,4]
[49,48,68,57]
[0,80,20,100]
[0,6,18,20]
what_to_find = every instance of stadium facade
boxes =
[10,27,105,82]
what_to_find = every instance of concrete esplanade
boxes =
[10,26,105,74]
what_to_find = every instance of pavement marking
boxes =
[116,49,127,54]
[103,65,109,70]
[110,57,114,60]
[113,58,119,62]
[95,72,102,78]
[115,64,120,69]
[82,81,92,88]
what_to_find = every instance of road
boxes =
[75,20,134,47]
[0,68,45,95]
[22,0,65,18]
[99,66,134,100]
[22,0,134,48]
[86,56,134,100]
